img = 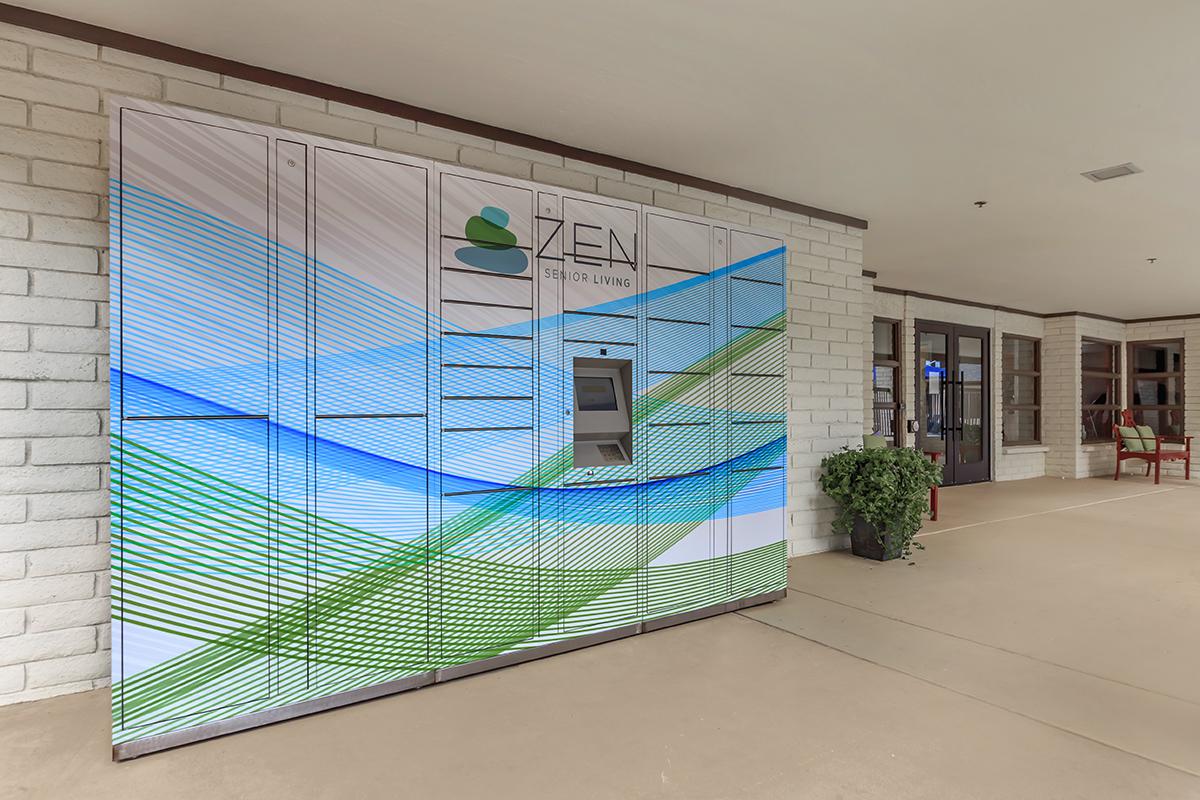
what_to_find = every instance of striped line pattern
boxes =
[111,110,786,746]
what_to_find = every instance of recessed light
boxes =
[1081,162,1142,182]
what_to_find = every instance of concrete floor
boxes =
[2,476,1198,799]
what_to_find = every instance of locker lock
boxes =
[599,348,607,356]
[287,159,296,167]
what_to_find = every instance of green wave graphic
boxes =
[113,322,786,741]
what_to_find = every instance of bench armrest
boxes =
[1158,435,1192,446]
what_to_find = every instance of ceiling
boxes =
[17,0,1200,317]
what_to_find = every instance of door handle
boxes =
[936,377,947,441]
[953,371,966,434]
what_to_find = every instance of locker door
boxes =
[642,213,720,620]
[273,138,313,699]
[725,230,788,599]
[113,110,273,729]
[311,148,431,687]
[551,196,643,636]
[435,171,539,665]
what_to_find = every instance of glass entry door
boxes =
[915,321,991,486]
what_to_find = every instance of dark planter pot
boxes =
[849,516,904,561]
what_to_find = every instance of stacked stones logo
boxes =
[455,206,529,274]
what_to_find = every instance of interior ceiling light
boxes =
[974,200,987,208]
[1081,162,1142,182]
[1146,257,1157,264]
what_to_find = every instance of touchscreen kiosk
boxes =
[572,358,633,467]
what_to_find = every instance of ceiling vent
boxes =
[1081,162,1142,182]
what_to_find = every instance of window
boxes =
[1081,338,1121,442]
[1128,339,1184,435]
[871,318,902,445]
[1002,335,1040,445]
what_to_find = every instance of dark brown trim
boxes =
[1043,310,1126,324]
[862,269,878,279]
[870,317,903,447]
[873,286,1045,319]
[1126,313,1200,324]
[0,3,867,230]
[1126,338,1185,435]
[1081,337,1122,444]
[912,320,992,485]
[1000,334,1042,446]
[873,285,1198,325]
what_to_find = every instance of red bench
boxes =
[1113,410,1192,485]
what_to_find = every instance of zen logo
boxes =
[455,206,529,275]
[537,219,636,271]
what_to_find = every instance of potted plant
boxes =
[819,447,942,561]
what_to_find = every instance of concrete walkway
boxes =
[2,476,1198,798]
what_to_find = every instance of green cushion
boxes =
[1118,426,1144,452]
[1136,425,1157,451]
[863,434,888,450]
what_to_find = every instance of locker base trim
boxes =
[112,587,787,761]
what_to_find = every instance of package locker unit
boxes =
[110,97,787,759]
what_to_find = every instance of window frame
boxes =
[1080,337,1122,444]
[1001,334,1041,446]
[871,317,903,446]
[1127,338,1185,435]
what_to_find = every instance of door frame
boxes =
[914,320,992,486]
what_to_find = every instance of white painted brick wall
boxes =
[0,21,867,703]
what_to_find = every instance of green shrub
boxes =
[819,447,942,558]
